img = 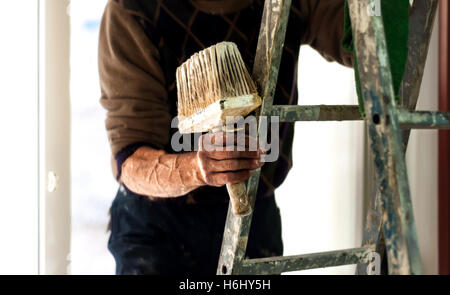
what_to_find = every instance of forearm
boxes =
[120,146,205,198]
[120,133,263,199]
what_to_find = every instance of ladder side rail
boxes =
[401,0,439,111]
[356,0,438,275]
[401,0,439,147]
[349,0,422,274]
[217,0,293,275]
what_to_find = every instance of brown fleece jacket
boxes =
[99,0,352,191]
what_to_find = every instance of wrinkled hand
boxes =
[196,131,264,187]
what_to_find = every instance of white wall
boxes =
[0,0,39,275]
[0,0,72,275]
[69,0,116,275]
[277,46,364,275]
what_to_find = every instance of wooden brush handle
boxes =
[226,182,252,216]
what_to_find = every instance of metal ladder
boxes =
[217,0,449,275]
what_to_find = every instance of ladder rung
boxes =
[238,246,374,275]
[398,109,450,129]
[270,105,362,122]
[269,105,450,130]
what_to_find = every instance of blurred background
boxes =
[0,0,441,274]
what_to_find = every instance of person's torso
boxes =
[119,0,302,203]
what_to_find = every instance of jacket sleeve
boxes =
[296,0,353,67]
[98,0,172,178]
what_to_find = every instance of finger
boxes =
[225,133,258,150]
[207,150,261,160]
[200,132,231,148]
[208,159,263,172]
[202,132,258,149]
[209,170,255,186]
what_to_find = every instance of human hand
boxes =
[196,131,264,187]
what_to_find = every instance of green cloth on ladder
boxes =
[342,0,410,117]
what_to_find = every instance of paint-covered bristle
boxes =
[176,42,258,118]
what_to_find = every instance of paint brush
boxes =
[176,42,261,216]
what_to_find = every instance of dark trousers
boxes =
[108,186,283,275]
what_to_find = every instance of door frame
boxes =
[38,0,71,275]
[439,0,450,275]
